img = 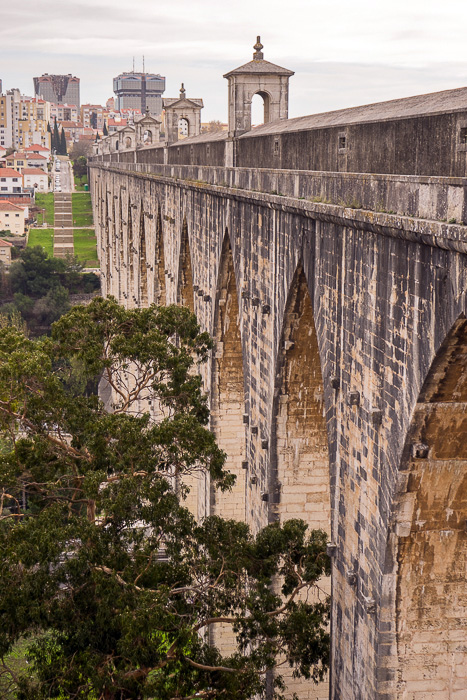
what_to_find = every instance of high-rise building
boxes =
[0,92,13,148]
[33,74,80,109]
[113,72,165,116]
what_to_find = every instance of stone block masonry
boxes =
[90,160,467,700]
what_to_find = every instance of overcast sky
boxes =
[1,0,467,122]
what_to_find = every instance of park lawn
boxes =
[35,192,54,226]
[27,228,54,257]
[74,174,88,191]
[73,228,99,267]
[72,193,93,226]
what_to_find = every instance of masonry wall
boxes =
[90,162,467,700]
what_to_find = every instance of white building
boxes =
[22,167,49,192]
[0,201,26,235]
[0,168,23,194]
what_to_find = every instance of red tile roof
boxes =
[0,239,13,247]
[0,201,25,212]
[24,145,50,152]
[0,168,22,177]
[22,168,47,175]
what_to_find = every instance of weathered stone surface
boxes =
[90,160,467,700]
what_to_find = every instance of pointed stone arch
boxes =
[210,230,246,522]
[128,200,135,307]
[139,206,148,307]
[118,192,124,303]
[377,314,467,699]
[209,229,247,656]
[269,263,331,700]
[177,217,194,313]
[154,205,166,306]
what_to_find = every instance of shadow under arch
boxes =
[268,262,331,700]
[210,229,247,522]
[177,216,194,313]
[127,198,135,306]
[138,205,148,307]
[377,313,467,699]
[154,204,166,305]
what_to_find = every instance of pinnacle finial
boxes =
[253,35,264,60]
[180,83,186,98]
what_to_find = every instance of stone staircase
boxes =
[53,193,74,258]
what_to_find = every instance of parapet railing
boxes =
[90,159,467,226]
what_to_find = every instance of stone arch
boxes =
[143,129,153,144]
[269,263,331,700]
[377,315,467,699]
[210,230,246,522]
[251,90,271,125]
[209,229,247,656]
[124,136,132,149]
[154,205,166,305]
[128,200,135,307]
[138,206,148,307]
[177,217,194,312]
[118,192,124,303]
[178,117,189,138]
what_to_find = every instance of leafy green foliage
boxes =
[0,298,330,699]
[1,247,100,335]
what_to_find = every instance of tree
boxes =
[72,155,88,180]
[60,127,67,156]
[0,298,330,700]
[103,122,108,136]
[52,118,60,153]
[201,120,224,134]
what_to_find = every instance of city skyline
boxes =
[1,0,467,123]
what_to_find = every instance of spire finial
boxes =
[253,35,264,60]
[180,83,186,98]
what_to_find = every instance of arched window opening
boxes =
[178,117,189,140]
[124,136,132,149]
[143,129,153,144]
[251,91,270,128]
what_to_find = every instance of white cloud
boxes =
[1,0,467,121]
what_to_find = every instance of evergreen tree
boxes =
[60,127,67,156]
[103,122,108,136]
[0,298,330,700]
[52,117,60,154]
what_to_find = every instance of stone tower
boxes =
[163,84,204,144]
[223,37,294,136]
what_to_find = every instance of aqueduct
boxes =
[90,39,467,700]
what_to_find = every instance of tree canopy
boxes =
[0,298,330,700]
[1,246,99,334]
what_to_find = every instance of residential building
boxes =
[0,92,13,148]
[107,117,127,133]
[50,103,79,123]
[113,71,165,116]
[0,238,13,266]
[0,201,26,235]
[81,104,104,130]
[22,168,49,192]
[0,168,23,194]
[24,144,51,162]
[4,152,48,173]
[34,74,80,109]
